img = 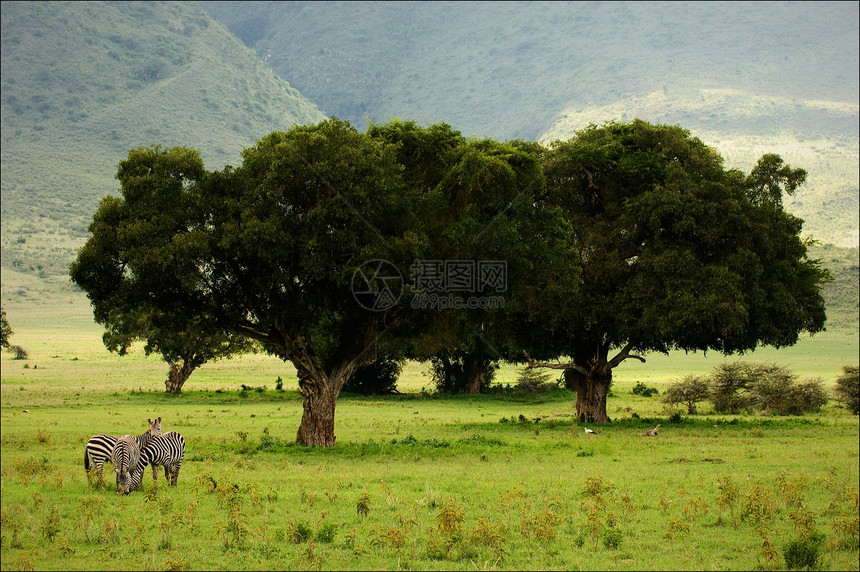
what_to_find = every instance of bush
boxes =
[9,344,28,360]
[632,382,659,397]
[662,375,710,414]
[343,356,404,395]
[514,368,557,402]
[749,365,828,415]
[788,378,828,414]
[709,362,760,414]
[783,530,825,570]
[834,365,859,415]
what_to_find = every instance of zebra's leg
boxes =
[88,459,106,488]
[152,463,158,482]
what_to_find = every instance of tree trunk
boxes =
[165,362,194,394]
[464,352,488,395]
[526,343,644,424]
[571,369,612,423]
[295,365,354,446]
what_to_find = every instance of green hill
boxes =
[1,0,325,301]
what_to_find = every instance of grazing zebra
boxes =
[84,417,162,485]
[111,417,162,495]
[127,431,186,492]
[84,433,118,484]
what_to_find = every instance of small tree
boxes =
[709,362,759,414]
[747,364,796,414]
[835,365,859,415]
[749,365,829,414]
[0,307,12,349]
[662,375,711,414]
[515,367,556,403]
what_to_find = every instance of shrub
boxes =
[632,382,659,397]
[9,344,28,360]
[662,375,710,414]
[343,356,404,395]
[789,378,828,414]
[514,368,557,402]
[749,365,828,415]
[709,362,760,414]
[834,365,859,415]
[783,530,825,570]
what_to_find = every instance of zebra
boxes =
[110,417,162,495]
[127,431,185,492]
[84,416,162,485]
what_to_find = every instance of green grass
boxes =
[1,300,858,570]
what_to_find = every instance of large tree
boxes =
[368,121,577,394]
[73,119,421,445]
[194,118,422,445]
[523,120,828,422]
[70,146,251,394]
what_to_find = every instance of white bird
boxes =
[584,427,596,435]
[22,410,30,413]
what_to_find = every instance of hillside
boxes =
[200,1,859,249]
[198,1,858,139]
[541,88,859,248]
[1,1,325,300]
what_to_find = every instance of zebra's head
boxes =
[148,417,162,437]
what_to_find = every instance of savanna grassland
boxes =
[1,300,858,571]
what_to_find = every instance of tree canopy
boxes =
[523,120,829,421]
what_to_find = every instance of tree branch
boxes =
[607,341,646,369]
[522,351,588,376]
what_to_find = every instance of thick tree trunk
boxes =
[295,365,353,446]
[571,367,612,423]
[525,343,644,423]
[296,382,339,446]
[165,362,194,394]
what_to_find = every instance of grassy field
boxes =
[1,300,858,571]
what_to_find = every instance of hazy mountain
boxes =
[200,0,859,248]
[1,1,325,300]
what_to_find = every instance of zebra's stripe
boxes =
[84,434,118,480]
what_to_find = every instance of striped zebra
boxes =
[110,417,162,495]
[83,417,162,485]
[127,431,185,492]
[84,433,118,485]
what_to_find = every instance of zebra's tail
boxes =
[84,447,90,471]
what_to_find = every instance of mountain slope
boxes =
[199,1,858,139]
[200,1,859,248]
[1,1,325,300]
